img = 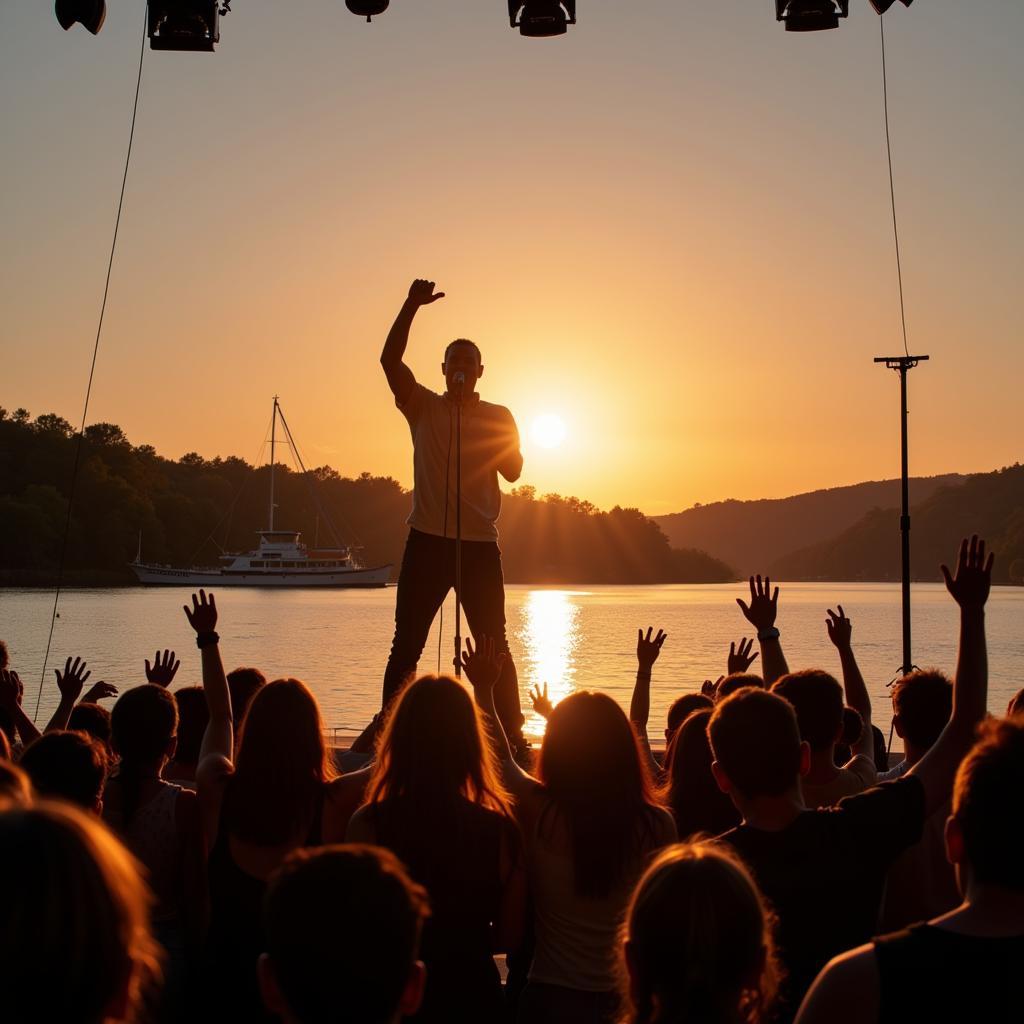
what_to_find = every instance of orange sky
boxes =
[2,1,1021,514]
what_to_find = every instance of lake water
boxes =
[3,583,1022,745]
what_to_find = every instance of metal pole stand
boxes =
[873,354,929,678]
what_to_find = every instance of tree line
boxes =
[0,407,735,585]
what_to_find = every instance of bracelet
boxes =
[196,631,220,649]
[757,627,780,642]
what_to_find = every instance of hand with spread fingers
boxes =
[727,637,759,675]
[184,590,218,634]
[636,627,667,672]
[461,635,507,696]
[530,682,554,720]
[145,649,180,688]
[941,535,994,611]
[55,656,91,705]
[736,575,779,633]
[825,606,853,651]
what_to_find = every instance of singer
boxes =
[379,278,526,750]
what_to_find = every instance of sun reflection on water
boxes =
[516,589,582,739]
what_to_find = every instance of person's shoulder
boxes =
[843,754,878,786]
[794,942,880,1024]
[477,396,515,419]
[397,381,441,413]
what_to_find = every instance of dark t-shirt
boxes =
[721,777,926,1016]
[875,923,1024,1024]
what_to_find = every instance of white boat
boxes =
[130,398,392,588]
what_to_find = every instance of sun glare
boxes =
[530,413,567,450]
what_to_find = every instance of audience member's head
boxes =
[539,690,659,899]
[709,688,806,805]
[664,710,740,839]
[0,639,9,670]
[110,685,178,823]
[621,841,780,1024]
[771,671,844,754]
[368,674,510,815]
[228,667,266,735]
[68,702,113,755]
[172,685,209,769]
[665,693,714,741]
[0,801,161,1024]
[946,716,1024,895]
[833,706,864,767]
[0,758,32,807]
[717,673,765,702]
[20,731,108,813]
[260,845,429,1024]
[226,678,335,846]
[892,669,953,759]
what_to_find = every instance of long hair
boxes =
[224,678,336,846]
[538,690,661,899]
[0,801,162,1024]
[365,674,512,819]
[662,710,740,840]
[111,685,178,824]
[620,842,781,1024]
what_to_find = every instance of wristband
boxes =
[757,627,780,642]
[196,631,220,649]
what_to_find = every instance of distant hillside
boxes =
[653,475,965,577]
[0,406,734,586]
[773,465,1024,584]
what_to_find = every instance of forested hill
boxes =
[654,475,965,577]
[0,407,734,586]
[772,465,1024,584]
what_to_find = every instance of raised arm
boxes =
[44,656,90,732]
[462,635,542,805]
[497,412,523,483]
[826,606,874,759]
[737,576,789,685]
[0,670,41,747]
[630,627,667,776]
[380,279,444,405]
[183,591,233,766]
[908,536,992,814]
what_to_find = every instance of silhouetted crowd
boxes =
[2,535,1023,1024]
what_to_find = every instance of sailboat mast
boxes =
[268,396,278,531]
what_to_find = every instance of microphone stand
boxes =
[452,378,464,678]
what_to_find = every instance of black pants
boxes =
[382,529,524,742]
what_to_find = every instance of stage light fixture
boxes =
[868,0,914,12]
[55,0,106,34]
[346,0,389,21]
[148,0,222,52]
[775,0,848,31]
[508,0,576,38]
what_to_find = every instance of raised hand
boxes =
[636,627,667,672]
[0,669,21,711]
[407,278,445,306]
[461,635,506,695]
[702,676,725,700]
[55,656,90,704]
[530,682,554,720]
[81,680,118,703]
[145,650,180,688]
[727,637,759,675]
[941,535,994,611]
[736,575,779,633]
[184,590,218,634]
[825,606,852,651]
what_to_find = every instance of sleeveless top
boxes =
[368,796,518,1023]
[205,786,325,1023]
[104,780,184,925]
[874,922,1024,1024]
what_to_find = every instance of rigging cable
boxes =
[880,15,910,359]
[34,8,148,721]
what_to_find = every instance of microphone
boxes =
[453,371,466,402]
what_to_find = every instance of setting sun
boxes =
[530,413,567,450]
